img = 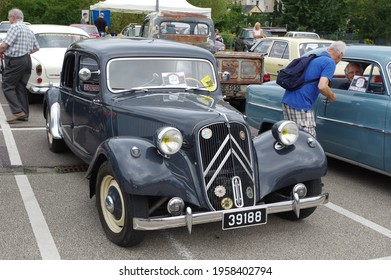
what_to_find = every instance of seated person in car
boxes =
[339,62,363,90]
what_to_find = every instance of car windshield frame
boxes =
[106,57,217,93]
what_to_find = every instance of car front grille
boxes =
[198,122,255,211]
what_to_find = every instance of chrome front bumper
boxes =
[29,86,49,94]
[133,193,329,233]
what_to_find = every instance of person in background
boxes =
[281,41,346,137]
[81,12,88,24]
[253,22,265,39]
[94,13,108,37]
[338,62,363,90]
[215,28,223,43]
[0,8,39,123]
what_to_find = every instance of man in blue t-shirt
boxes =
[281,40,346,137]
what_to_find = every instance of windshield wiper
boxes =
[112,88,149,101]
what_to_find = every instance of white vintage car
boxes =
[27,24,89,102]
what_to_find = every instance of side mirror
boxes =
[79,68,92,81]
[79,68,100,81]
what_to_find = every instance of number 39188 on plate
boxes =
[222,208,267,230]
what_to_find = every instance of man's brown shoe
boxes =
[6,112,26,123]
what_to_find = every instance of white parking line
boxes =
[0,105,60,260]
[326,202,391,239]
[15,175,61,260]
[0,106,22,166]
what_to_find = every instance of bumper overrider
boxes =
[133,192,329,234]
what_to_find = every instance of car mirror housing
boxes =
[79,68,92,81]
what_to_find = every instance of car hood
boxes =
[112,91,244,145]
[31,48,66,78]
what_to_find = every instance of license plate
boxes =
[222,207,267,230]
[222,84,240,93]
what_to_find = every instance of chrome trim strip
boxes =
[50,103,62,139]
[232,149,253,181]
[206,150,232,190]
[202,134,230,177]
[317,116,386,134]
[230,134,252,167]
[232,176,244,207]
[246,101,282,112]
[133,193,329,231]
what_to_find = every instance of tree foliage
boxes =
[1,0,391,44]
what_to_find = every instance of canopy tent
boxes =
[90,0,211,18]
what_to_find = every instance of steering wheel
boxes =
[185,77,204,87]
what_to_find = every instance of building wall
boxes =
[237,0,276,13]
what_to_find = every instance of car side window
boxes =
[269,41,288,59]
[332,61,385,95]
[366,64,385,95]
[61,53,75,88]
[78,56,100,94]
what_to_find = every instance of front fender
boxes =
[42,87,61,118]
[86,137,203,207]
[253,130,327,199]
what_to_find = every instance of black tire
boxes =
[266,179,322,220]
[46,109,66,153]
[96,161,148,247]
[28,91,37,104]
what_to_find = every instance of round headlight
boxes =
[272,120,299,146]
[155,127,183,156]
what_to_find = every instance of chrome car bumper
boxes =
[133,193,329,233]
[29,86,50,94]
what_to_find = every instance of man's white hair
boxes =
[9,8,24,21]
[328,40,346,55]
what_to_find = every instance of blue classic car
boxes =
[44,37,328,247]
[246,45,391,176]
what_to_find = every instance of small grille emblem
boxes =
[232,176,244,207]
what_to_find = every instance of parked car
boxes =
[139,11,217,53]
[250,37,334,80]
[0,20,30,41]
[43,37,329,247]
[285,31,320,39]
[246,44,391,176]
[27,24,89,102]
[233,28,272,52]
[138,11,266,107]
[70,24,100,38]
[118,23,141,37]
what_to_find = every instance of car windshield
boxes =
[107,58,217,93]
[35,33,88,48]
[298,42,332,56]
[243,30,254,39]
[159,21,209,36]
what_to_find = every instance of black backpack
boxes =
[276,54,319,91]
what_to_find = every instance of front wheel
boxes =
[96,161,148,247]
[266,179,322,220]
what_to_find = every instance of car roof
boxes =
[308,44,391,61]
[146,11,209,19]
[28,24,89,36]
[257,37,333,43]
[71,37,216,61]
